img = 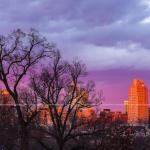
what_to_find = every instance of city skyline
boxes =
[1,78,149,114]
[0,1,150,149]
[88,73,150,112]
[0,0,150,110]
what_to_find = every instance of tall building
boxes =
[124,100,128,114]
[127,79,149,124]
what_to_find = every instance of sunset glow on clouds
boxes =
[0,0,150,110]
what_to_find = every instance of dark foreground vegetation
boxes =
[0,29,149,150]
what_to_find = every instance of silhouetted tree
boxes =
[0,29,55,150]
[86,116,135,150]
[31,51,101,150]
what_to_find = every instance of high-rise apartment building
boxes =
[127,79,149,123]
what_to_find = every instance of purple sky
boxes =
[1,0,150,111]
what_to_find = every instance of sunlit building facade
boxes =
[127,79,149,124]
[0,89,14,105]
[77,108,96,121]
[124,100,128,114]
[0,89,16,125]
[99,109,127,123]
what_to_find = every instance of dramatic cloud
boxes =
[1,0,150,110]
[0,0,150,70]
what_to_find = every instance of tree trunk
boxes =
[20,125,28,150]
[11,95,28,150]
[58,141,64,150]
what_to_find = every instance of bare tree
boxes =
[31,51,101,150]
[0,29,55,150]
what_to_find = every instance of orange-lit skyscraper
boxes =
[127,79,149,124]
